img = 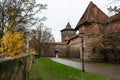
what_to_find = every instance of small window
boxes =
[93,47,96,54]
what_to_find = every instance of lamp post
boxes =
[80,31,85,72]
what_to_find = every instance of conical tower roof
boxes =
[66,22,71,29]
[75,1,109,30]
[61,22,74,32]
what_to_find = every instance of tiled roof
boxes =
[75,1,109,30]
[109,13,120,22]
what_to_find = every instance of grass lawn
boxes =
[28,58,110,80]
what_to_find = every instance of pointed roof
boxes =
[66,22,71,29]
[75,1,109,30]
[61,22,75,32]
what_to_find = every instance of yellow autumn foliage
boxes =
[29,49,36,55]
[0,31,26,56]
[10,11,14,16]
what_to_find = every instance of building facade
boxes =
[68,1,120,63]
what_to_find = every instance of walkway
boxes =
[51,58,120,80]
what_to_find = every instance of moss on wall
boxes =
[0,55,33,80]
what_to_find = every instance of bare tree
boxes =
[29,23,55,57]
[108,0,120,13]
[0,0,47,37]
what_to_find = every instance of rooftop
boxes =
[75,1,109,30]
[61,22,75,32]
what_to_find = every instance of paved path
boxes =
[51,58,120,80]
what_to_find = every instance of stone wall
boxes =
[67,36,80,59]
[103,21,120,63]
[69,43,80,59]
[43,42,67,57]
[0,55,33,80]
[76,23,104,61]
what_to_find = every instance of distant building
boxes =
[61,22,76,43]
[43,22,75,57]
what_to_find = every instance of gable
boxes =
[75,1,109,30]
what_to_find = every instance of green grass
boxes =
[29,58,110,80]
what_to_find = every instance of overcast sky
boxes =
[36,0,113,42]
